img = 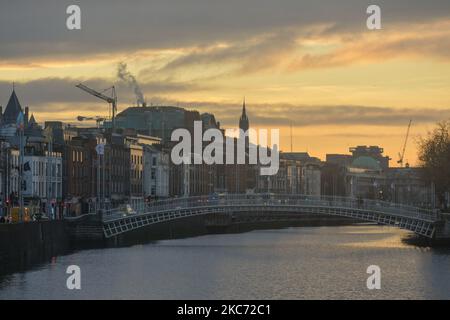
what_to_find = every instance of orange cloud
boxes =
[288,19,450,71]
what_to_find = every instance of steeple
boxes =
[29,114,36,125]
[3,88,23,124]
[239,98,249,133]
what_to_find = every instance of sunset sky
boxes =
[1,0,450,165]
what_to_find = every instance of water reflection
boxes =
[0,226,449,300]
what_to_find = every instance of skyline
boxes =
[2,1,450,164]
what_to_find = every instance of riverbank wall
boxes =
[3,211,448,275]
[0,214,359,274]
[0,221,69,274]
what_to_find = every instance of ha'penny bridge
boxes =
[97,194,450,240]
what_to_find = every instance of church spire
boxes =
[239,98,249,133]
[3,87,23,124]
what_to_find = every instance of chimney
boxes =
[25,106,29,125]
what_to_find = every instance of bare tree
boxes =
[418,121,450,208]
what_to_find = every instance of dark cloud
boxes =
[143,97,450,127]
[1,79,449,128]
[1,0,450,61]
[0,77,205,108]
[0,78,110,106]
[158,31,298,74]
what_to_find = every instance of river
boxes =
[0,225,449,299]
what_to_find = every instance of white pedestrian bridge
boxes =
[101,194,440,239]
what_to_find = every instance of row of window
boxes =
[32,181,62,198]
[71,166,89,178]
[72,150,84,163]
[131,154,143,165]
[33,161,61,177]
[130,183,143,194]
[131,169,143,180]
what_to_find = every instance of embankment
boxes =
[0,221,69,274]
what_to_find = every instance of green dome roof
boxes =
[351,156,381,170]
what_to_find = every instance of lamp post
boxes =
[16,111,25,222]
[95,143,105,210]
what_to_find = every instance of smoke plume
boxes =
[117,62,146,106]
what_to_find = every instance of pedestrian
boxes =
[0,215,5,223]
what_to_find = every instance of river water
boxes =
[0,225,449,300]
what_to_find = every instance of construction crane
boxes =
[397,120,412,167]
[76,83,117,130]
[77,115,106,128]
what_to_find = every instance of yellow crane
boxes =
[397,120,412,167]
[75,83,117,130]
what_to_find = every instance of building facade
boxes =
[143,145,169,199]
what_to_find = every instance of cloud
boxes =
[132,18,450,82]
[157,30,299,75]
[2,0,450,62]
[288,20,450,71]
[142,97,450,127]
[1,79,449,129]
[0,77,206,108]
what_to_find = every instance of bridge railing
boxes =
[102,194,438,222]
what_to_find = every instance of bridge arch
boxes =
[102,194,438,239]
